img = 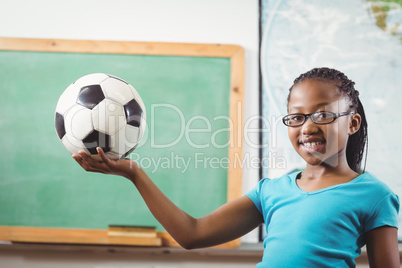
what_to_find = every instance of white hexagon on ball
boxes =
[110,124,141,157]
[61,134,91,156]
[92,99,126,136]
[64,105,94,140]
[55,83,80,116]
[101,76,134,105]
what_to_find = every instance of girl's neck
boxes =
[302,161,358,181]
[297,161,359,192]
[303,150,358,179]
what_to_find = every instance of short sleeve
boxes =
[245,178,268,214]
[364,193,400,232]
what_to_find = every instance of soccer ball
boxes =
[55,73,146,160]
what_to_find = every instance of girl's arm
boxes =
[73,148,263,249]
[366,226,400,268]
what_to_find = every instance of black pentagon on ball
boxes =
[124,99,143,127]
[77,85,105,109]
[55,112,66,139]
[82,130,111,154]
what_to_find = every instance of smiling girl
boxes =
[73,67,399,267]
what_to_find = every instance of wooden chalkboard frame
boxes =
[0,37,244,248]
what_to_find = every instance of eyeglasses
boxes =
[282,111,354,127]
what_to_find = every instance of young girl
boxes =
[73,67,399,267]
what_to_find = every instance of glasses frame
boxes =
[282,111,354,127]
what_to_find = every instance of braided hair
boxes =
[288,67,368,173]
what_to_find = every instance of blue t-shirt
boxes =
[246,171,399,268]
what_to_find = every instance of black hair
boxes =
[288,67,368,173]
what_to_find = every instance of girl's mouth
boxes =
[300,141,326,153]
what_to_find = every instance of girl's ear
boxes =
[348,113,361,135]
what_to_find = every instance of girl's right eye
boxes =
[290,115,304,122]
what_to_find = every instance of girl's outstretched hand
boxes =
[72,147,139,181]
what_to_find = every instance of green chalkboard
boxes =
[0,38,244,239]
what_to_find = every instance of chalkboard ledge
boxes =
[0,226,239,249]
[0,241,263,258]
[0,241,391,265]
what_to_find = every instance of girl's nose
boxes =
[301,117,319,135]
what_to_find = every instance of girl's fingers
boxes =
[96,147,111,164]
[72,154,83,165]
[73,151,106,173]
[73,149,124,176]
[73,152,90,167]
[76,150,89,161]
[73,154,92,172]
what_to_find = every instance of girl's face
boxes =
[287,79,360,168]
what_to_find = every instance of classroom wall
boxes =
[0,0,262,266]
[0,1,391,268]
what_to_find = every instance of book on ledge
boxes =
[107,225,157,238]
